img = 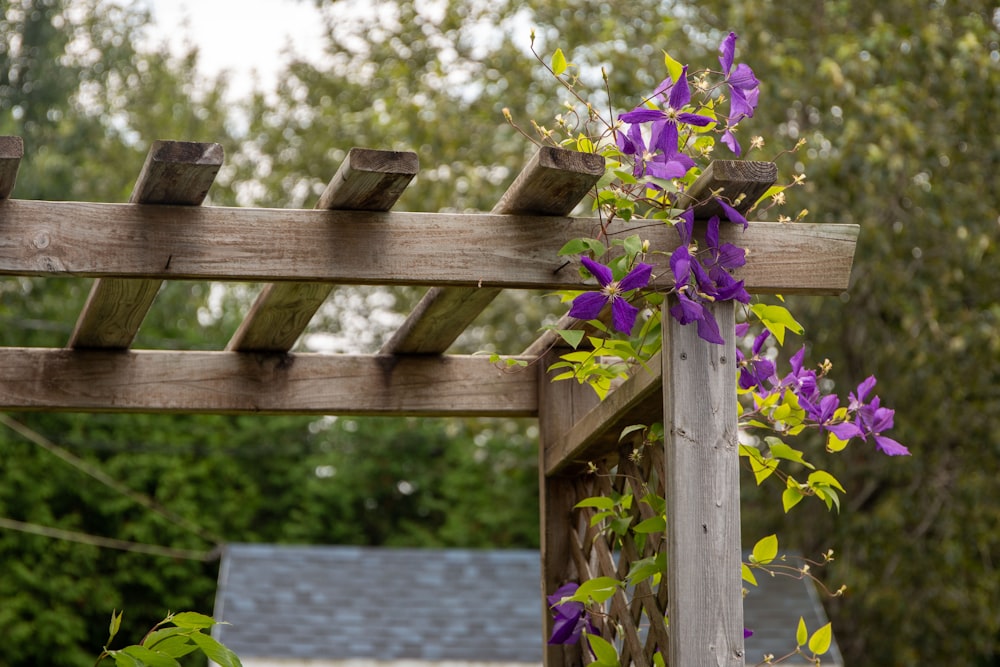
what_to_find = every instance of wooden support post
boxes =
[662,301,744,667]
[68,140,223,349]
[380,146,604,355]
[0,136,24,199]
[227,148,417,352]
[538,349,600,667]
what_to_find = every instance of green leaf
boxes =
[574,496,616,511]
[767,439,815,469]
[633,516,666,534]
[551,48,567,75]
[808,470,846,493]
[574,576,622,604]
[808,622,833,655]
[782,486,805,513]
[619,424,646,442]
[554,329,585,349]
[755,184,787,207]
[626,552,666,585]
[742,563,758,586]
[111,653,141,667]
[750,304,804,345]
[170,612,217,630]
[190,633,243,667]
[662,51,684,85]
[122,645,182,667]
[587,633,620,667]
[796,616,808,646]
[751,534,778,565]
[147,636,198,659]
[109,610,124,644]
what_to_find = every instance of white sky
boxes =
[141,0,329,99]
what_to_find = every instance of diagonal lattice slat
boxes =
[566,432,670,666]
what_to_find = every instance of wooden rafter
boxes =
[380,146,605,355]
[68,140,224,349]
[0,135,23,199]
[227,148,418,352]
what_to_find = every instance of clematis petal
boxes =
[751,330,771,355]
[646,156,693,180]
[667,66,691,110]
[717,242,746,269]
[696,308,725,344]
[568,292,608,321]
[580,256,613,286]
[669,292,703,325]
[620,107,666,124]
[828,421,864,441]
[716,197,749,229]
[721,129,742,156]
[706,216,721,252]
[619,262,653,292]
[719,32,737,74]
[670,245,692,286]
[611,297,640,335]
[729,63,760,91]
[675,209,695,245]
[875,435,910,456]
[677,111,715,127]
[651,120,678,154]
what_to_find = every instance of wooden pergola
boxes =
[0,135,858,666]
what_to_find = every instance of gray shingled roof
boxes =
[213,544,843,665]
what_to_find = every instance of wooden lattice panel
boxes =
[566,435,670,667]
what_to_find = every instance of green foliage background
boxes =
[1,0,998,664]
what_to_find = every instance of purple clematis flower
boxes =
[856,396,910,456]
[569,256,653,335]
[620,66,715,131]
[616,118,695,180]
[547,582,597,645]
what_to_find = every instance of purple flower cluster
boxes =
[718,32,761,156]
[668,204,751,344]
[737,325,910,456]
[547,582,597,645]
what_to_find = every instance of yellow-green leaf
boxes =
[808,622,833,655]
[662,50,684,84]
[751,534,778,565]
[796,616,808,646]
[782,486,805,513]
[742,563,758,586]
[551,48,567,75]
[808,470,846,493]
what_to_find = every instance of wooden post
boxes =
[538,349,600,667]
[662,301,744,667]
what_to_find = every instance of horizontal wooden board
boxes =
[0,348,537,416]
[0,199,859,294]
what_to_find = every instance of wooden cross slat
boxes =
[380,145,605,355]
[68,140,223,349]
[227,148,418,352]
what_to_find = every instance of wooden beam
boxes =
[380,146,605,354]
[0,136,24,199]
[542,354,663,477]
[0,348,536,416]
[663,301,745,667]
[0,199,859,294]
[68,141,223,349]
[227,149,418,352]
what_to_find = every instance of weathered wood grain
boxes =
[663,301,745,667]
[227,148,418,352]
[542,354,663,476]
[0,136,24,199]
[0,199,859,294]
[681,160,778,219]
[0,348,536,416]
[68,141,223,349]
[380,145,605,355]
[537,350,600,667]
